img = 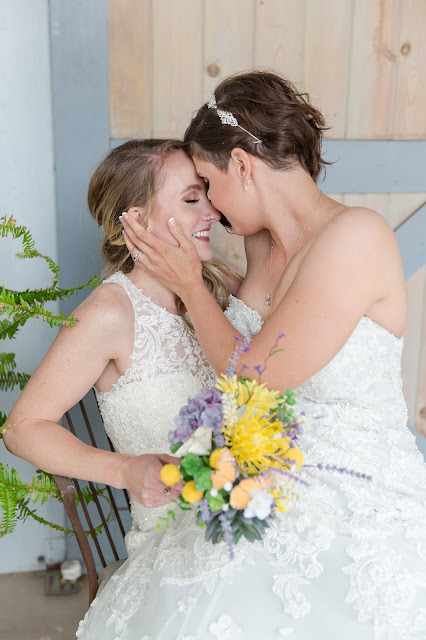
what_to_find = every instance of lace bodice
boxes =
[79,292,426,640]
[95,271,215,455]
[94,272,216,548]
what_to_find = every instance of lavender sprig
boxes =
[219,511,235,560]
[307,463,373,481]
[225,336,251,376]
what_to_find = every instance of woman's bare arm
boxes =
[3,285,182,506]
[121,209,403,392]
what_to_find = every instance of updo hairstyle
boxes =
[184,71,329,183]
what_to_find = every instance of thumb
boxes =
[168,217,192,249]
[158,453,181,465]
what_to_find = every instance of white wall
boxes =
[0,0,66,573]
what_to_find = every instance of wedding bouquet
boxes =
[158,335,307,558]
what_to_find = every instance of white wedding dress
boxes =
[77,273,426,640]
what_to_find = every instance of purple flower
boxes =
[169,388,224,446]
[278,331,286,339]
[253,365,264,375]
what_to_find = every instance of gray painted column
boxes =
[50,0,109,316]
[49,0,111,565]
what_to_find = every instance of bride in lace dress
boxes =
[117,72,426,639]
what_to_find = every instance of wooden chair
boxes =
[52,392,131,605]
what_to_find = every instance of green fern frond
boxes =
[3,276,99,308]
[0,371,30,392]
[16,501,75,534]
[0,478,18,536]
[0,352,16,373]
[0,315,31,341]
[0,299,77,330]
[0,411,6,430]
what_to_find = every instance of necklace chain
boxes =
[266,191,322,306]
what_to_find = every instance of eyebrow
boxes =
[180,184,203,195]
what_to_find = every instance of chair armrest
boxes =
[52,474,98,605]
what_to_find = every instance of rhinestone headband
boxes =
[207,94,262,144]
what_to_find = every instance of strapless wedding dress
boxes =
[77,277,426,640]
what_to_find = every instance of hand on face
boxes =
[122,213,210,297]
[120,151,220,296]
[123,453,183,508]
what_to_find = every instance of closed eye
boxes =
[185,199,200,204]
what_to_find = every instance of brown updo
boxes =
[87,139,239,327]
[184,71,329,182]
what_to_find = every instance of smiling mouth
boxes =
[192,229,210,241]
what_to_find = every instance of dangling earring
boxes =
[243,179,251,192]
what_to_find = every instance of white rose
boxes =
[174,425,213,457]
[244,489,274,520]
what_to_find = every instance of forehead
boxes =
[161,151,199,183]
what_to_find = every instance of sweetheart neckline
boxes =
[228,294,404,343]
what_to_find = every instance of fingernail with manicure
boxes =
[168,217,176,227]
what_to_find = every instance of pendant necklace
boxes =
[265,191,322,306]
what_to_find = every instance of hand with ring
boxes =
[120,212,203,299]
[121,453,182,508]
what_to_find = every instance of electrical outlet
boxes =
[44,536,66,565]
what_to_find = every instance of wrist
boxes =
[178,276,207,306]
[110,452,138,490]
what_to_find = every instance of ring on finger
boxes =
[163,487,171,496]
[132,251,143,261]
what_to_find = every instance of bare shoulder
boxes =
[63,280,133,342]
[324,206,393,241]
[313,206,398,261]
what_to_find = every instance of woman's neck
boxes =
[125,267,179,313]
[257,166,336,254]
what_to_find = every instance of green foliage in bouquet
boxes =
[0,215,101,537]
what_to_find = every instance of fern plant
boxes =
[0,215,105,537]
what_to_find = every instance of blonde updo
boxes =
[87,139,238,327]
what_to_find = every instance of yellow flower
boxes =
[224,413,299,475]
[283,447,304,468]
[209,448,224,469]
[181,481,204,504]
[216,374,281,419]
[160,463,181,486]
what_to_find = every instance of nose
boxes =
[203,202,221,222]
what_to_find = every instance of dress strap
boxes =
[101,271,146,313]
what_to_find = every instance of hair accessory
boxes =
[265,191,322,305]
[207,93,262,144]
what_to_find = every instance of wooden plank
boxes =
[108,0,152,139]
[321,141,426,194]
[341,193,426,230]
[402,266,425,430]
[347,0,400,139]
[254,0,305,82]
[393,0,426,138]
[152,0,203,137]
[210,224,247,277]
[204,0,255,101]
[304,0,352,138]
